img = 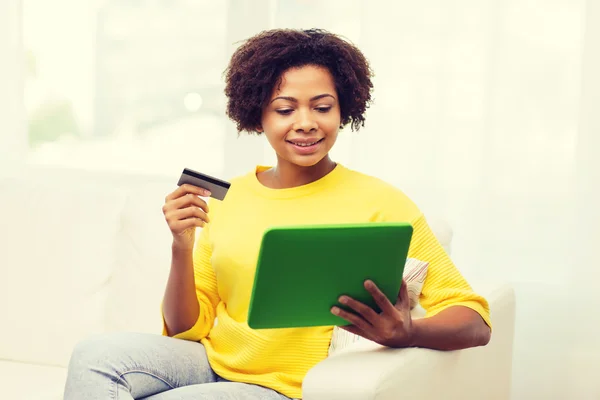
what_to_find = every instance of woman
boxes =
[64,28,491,400]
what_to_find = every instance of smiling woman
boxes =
[224,29,373,188]
[63,27,491,400]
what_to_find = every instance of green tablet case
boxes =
[247,222,413,329]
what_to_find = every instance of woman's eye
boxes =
[276,109,293,115]
[316,107,332,113]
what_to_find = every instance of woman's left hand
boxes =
[331,279,414,348]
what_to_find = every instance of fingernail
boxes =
[204,190,211,197]
[331,307,339,315]
[339,296,347,304]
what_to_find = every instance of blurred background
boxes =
[1,0,599,398]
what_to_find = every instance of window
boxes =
[23,0,230,178]
[21,0,361,178]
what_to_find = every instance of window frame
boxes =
[1,0,25,168]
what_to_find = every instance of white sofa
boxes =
[0,166,516,400]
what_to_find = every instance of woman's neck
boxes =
[262,156,337,189]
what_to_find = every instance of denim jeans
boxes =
[63,332,292,400]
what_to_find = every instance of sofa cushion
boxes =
[0,360,66,400]
[104,179,174,334]
[0,169,128,367]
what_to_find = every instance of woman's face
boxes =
[260,65,341,168]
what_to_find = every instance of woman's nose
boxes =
[293,109,318,133]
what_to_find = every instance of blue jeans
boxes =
[63,332,292,400]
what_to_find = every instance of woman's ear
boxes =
[255,125,264,134]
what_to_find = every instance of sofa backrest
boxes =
[0,167,173,366]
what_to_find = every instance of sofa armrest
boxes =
[302,284,515,400]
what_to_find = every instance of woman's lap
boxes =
[64,332,290,400]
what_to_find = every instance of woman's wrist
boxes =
[399,307,491,351]
[171,239,194,254]
[406,318,424,347]
[171,241,195,270]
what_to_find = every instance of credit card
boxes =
[177,168,231,201]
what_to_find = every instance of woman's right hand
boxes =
[162,184,211,251]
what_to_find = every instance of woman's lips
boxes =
[286,138,324,154]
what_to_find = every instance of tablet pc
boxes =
[247,222,413,329]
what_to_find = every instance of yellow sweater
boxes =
[163,164,491,399]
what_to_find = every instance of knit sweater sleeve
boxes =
[374,184,491,328]
[161,202,221,341]
[408,214,491,328]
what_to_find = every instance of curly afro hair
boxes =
[224,28,374,134]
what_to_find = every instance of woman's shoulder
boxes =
[342,166,422,220]
[342,166,411,198]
